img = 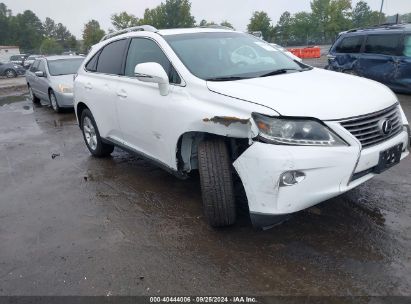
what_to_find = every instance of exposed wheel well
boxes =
[76,102,89,128]
[176,132,250,173]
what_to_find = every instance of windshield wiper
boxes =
[258,68,300,78]
[206,76,249,82]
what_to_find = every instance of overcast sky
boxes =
[2,0,410,38]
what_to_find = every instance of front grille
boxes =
[339,104,402,149]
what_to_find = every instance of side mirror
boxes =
[134,62,169,96]
[35,71,45,77]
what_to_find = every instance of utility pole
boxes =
[379,0,385,24]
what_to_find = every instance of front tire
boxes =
[5,69,17,78]
[81,109,114,157]
[49,91,61,113]
[198,139,236,227]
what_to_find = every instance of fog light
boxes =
[279,171,306,187]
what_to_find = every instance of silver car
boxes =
[26,56,84,112]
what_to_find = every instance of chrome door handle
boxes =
[85,83,92,90]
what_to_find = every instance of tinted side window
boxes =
[125,38,181,84]
[404,35,411,57]
[85,50,100,72]
[335,36,363,53]
[30,60,40,72]
[96,39,128,75]
[364,34,401,55]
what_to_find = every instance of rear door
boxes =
[396,34,411,92]
[359,33,402,87]
[80,38,128,141]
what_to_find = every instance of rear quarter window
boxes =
[335,35,364,53]
[364,34,401,56]
[85,51,101,72]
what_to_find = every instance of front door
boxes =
[36,60,49,100]
[116,37,182,165]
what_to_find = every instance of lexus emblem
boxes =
[380,119,393,135]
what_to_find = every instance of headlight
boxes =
[58,84,73,93]
[14,65,20,69]
[252,113,348,146]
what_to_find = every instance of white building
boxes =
[0,46,20,62]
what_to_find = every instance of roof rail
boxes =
[346,22,406,33]
[198,25,234,31]
[100,25,158,42]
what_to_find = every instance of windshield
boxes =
[47,58,84,76]
[164,32,306,80]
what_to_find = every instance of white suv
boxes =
[74,26,410,229]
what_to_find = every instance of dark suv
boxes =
[327,23,411,93]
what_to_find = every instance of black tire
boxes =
[80,109,114,157]
[5,69,17,78]
[49,90,61,113]
[198,138,236,227]
[28,85,40,103]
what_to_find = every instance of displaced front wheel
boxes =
[81,109,114,157]
[198,138,236,227]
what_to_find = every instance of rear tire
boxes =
[198,138,236,227]
[81,109,114,157]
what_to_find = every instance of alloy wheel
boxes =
[83,117,98,151]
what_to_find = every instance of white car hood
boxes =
[207,68,398,120]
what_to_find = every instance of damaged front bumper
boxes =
[233,127,409,229]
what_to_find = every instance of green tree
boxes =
[82,20,105,52]
[0,3,11,44]
[275,11,292,45]
[43,17,56,38]
[198,19,216,27]
[310,0,352,43]
[220,20,234,29]
[111,11,141,30]
[327,0,352,39]
[40,38,63,55]
[10,10,44,52]
[290,12,315,45]
[143,0,195,29]
[310,0,331,43]
[55,23,73,49]
[247,11,272,41]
